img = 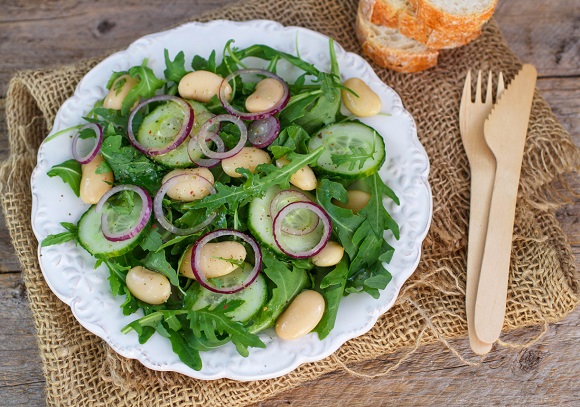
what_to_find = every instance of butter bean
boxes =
[180,242,246,279]
[162,168,214,202]
[275,290,325,340]
[103,74,139,110]
[221,147,271,178]
[245,78,285,113]
[276,156,317,191]
[178,70,232,103]
[310,241,344,267]
[341,78,382,117]
[333,190,371,214]
[126,266,171,305]
[79,154,114,204]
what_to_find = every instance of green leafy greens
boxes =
[41,38,401,371]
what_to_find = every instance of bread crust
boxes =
[355,10,439,73]
[361,0,483,49]
[409,0,498,34]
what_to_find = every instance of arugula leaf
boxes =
[139,227,164,252]
[223,44,320,77]
[188,302,266,357]
[359,173,400,238]
[100,133,164,195]
[121,65,166,115]
[41,222,78,247]
[268,124,310,159]
[248,250,310,333]
[289,73,341,134]
[163,49,189,83]
[314,258,349,339]
[143,250,180,287]
[330,143,376,171]
[316,179,364,259]
[166,327,203,370]
[316,175,399,298]
[106,71,129,89]
[193,146,324,213]
[191,50,217,73]
[100,257,131,297]
[47,159,82,197]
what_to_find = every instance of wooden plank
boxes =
[0,273,45,406]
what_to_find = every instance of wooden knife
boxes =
[473,64,537,344]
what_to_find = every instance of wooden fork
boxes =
[459,70,505,355]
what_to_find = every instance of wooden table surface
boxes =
[1,1,578,406]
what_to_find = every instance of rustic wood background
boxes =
[0,0,578,405]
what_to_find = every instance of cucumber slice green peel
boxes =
[308,121,386,179]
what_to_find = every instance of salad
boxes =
[41,39,400,371]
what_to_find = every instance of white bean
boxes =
[333,190,371,214]
[245,78,285,113]
[79,153,114,204]
[221,147,271,178]
[310,241,344,267]
[103,74,139,110]
[179,242,246,279]
[126,266,171,305]
[178,70,232,103]
[161,168,214,202]
[276,156,317,191]
[275,290,325,340]
[341,78,382,117]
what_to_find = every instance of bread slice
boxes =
[356,9,438,73]
[360,0,482,49]
[409,0,497,34]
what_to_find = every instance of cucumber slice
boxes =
[77,205,147,257]
[137,99,212,168]
[248,185,324,255]
[308,121,386,179]
[191,263,267,323]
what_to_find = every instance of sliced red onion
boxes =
[95,185,152,242]
[248,116,280,148]
[219,69,290,120]
[153,173,217,236]
[72,123,103,164]
[196,114,247,160]
[191,229,262,294]
[187,132,225,168]
[273,201,332,258]
[127,95,194,156]
[269,190,318,236]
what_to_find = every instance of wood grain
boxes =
[0,0,578,406]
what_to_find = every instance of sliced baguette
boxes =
[360,0,482,49]
[356,8,438,73]
[409,0,497,34]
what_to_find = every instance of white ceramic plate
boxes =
[31,20,432,381]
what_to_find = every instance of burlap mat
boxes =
[1,0,578,405]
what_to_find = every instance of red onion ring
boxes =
[153,173,216,236]
[127,95,194,156]
[248,116,280,148]
[219,69,290,120]
[95,185,152,242]
[72,123,103,164]
[272,201,332,258]
[191,229,262,294]
[196,114,247,160]
[187,132,225,168]
[269,190,318,236]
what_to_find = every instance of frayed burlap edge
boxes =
[1,0,578,406]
